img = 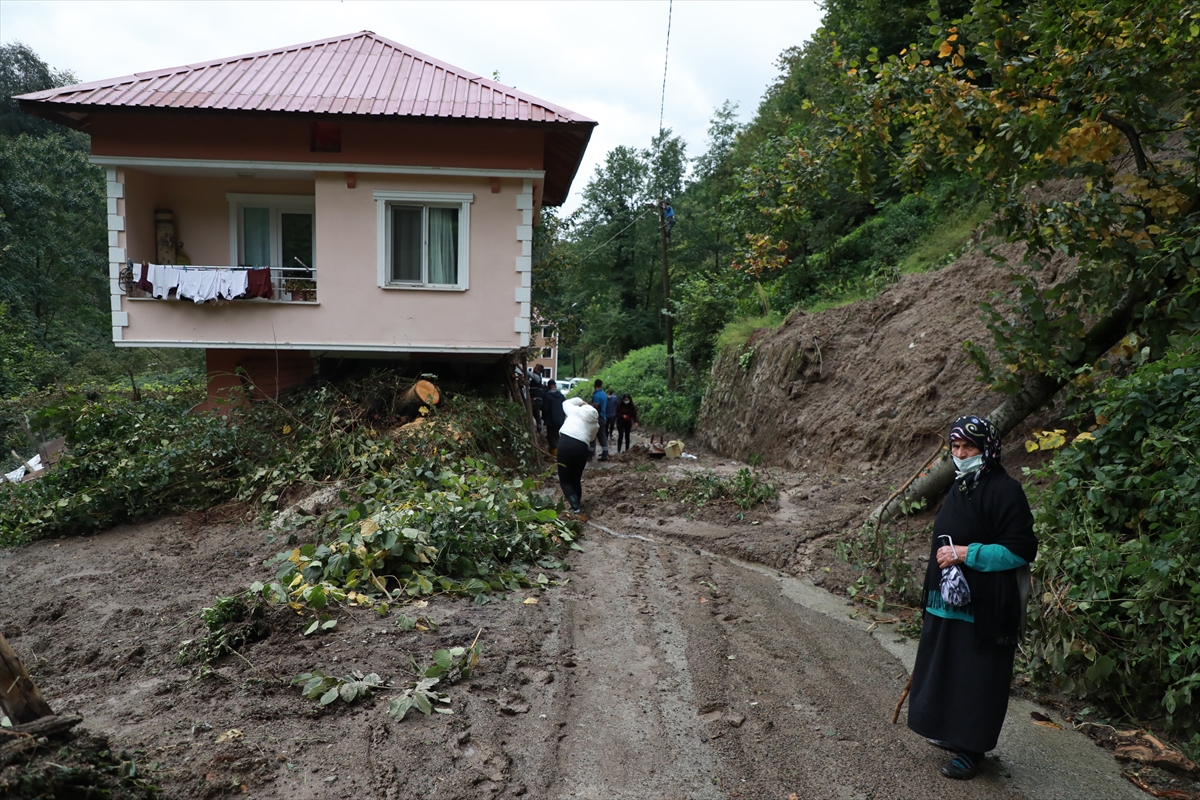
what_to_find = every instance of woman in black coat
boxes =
[614,394,638,453]
[906,416,1037,780]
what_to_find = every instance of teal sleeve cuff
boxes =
[966,542,1028,572]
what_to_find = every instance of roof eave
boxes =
[541,123,596,207]
[16,99,91,132]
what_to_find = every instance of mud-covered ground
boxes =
[2,436,1194,799]
[3,243,1197,798]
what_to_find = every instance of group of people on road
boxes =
[527,366,638,516]
[531,359,1037,782]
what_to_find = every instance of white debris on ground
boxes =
[3,454,42,483]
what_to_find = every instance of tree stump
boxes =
[0,632,53,724]
[395,380,440,421]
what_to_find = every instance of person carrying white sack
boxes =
[556,396,599,514]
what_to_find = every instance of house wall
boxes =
[90,113,544,171]
[116,170,529,353]
[122,169,315,266]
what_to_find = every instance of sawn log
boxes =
[0,632,54,724]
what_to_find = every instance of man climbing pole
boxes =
[662,199,675,240]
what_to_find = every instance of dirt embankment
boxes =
[696,243,1076,473]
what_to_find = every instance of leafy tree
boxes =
[0,302,64,397]
[535,130,690,368]
[0,132,109,354]
[0,41,79,138]
[848,0,1200,388]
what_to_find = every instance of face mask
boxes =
[952,453,984,476]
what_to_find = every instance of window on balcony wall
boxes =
[227,194,316,270]
[375,191,472,290]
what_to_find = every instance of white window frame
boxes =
[375,191,472,291]
[226,193,316,268]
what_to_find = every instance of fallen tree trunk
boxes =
[872,287,1141,523]
[11,714,81,737]
[871,372,1061,522]
[0,632,54,724]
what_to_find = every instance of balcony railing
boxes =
[122,261,317,303]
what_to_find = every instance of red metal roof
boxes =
[16,31,595,124]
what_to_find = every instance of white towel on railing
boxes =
[217,269,249,300]
[150,264,181,298]
[178,269,220,303]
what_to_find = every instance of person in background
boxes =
[543,379,566,458]
[529,364,546,434]
[906,415,1038,780]
[556,396,599,514]
[663,200,676,239]
[605,388,618,444]
[591,379,610,461]
[614,393,638,453]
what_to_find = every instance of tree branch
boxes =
[1097,111,1148,174]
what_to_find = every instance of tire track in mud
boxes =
[545,526,1028,800]
[543,533,725,799]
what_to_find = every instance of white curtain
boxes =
[427,207,459,284]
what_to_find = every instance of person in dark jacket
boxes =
[591,379,610,461]
[614,394,638,453]
[906,416,1037,781]
[529,365,546,433]
[605,389,618,443]
[543,379,566,456]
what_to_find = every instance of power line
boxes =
[577,209,655,263]
[658,0,672,134]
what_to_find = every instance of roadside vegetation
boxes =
[566,343,703,433]
[658,466,779,512]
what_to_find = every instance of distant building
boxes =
[17,31,594,408]
[529,318,558,380]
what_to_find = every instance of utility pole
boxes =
[658,197,675,391]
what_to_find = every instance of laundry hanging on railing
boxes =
[218,269,249,300]
[136,264,280,302]
[149,264,181,299]
[245,268,273,299]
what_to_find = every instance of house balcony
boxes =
[122,260,318,304]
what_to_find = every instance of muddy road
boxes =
[0,486,1140,800]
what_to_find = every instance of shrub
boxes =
[570,344,703,433]
[0,379,539,546]
[1027,336,1200,739]
[261,458,580,609]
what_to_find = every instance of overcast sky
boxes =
[1,0,824,212]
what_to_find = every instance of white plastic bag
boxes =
[939,534,972,607]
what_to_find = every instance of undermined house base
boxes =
[192,348,521,413]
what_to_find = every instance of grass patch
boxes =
[897,201,991,274]
[714,313,784,353]
[566,344,704,433]
[799,201,992,315]
[653,467,778,510]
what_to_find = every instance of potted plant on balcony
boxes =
[283,278,316,302]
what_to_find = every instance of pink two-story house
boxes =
[17,31,594,404]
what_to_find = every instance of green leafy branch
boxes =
[292,669,384,707]
[390,632,483,722]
